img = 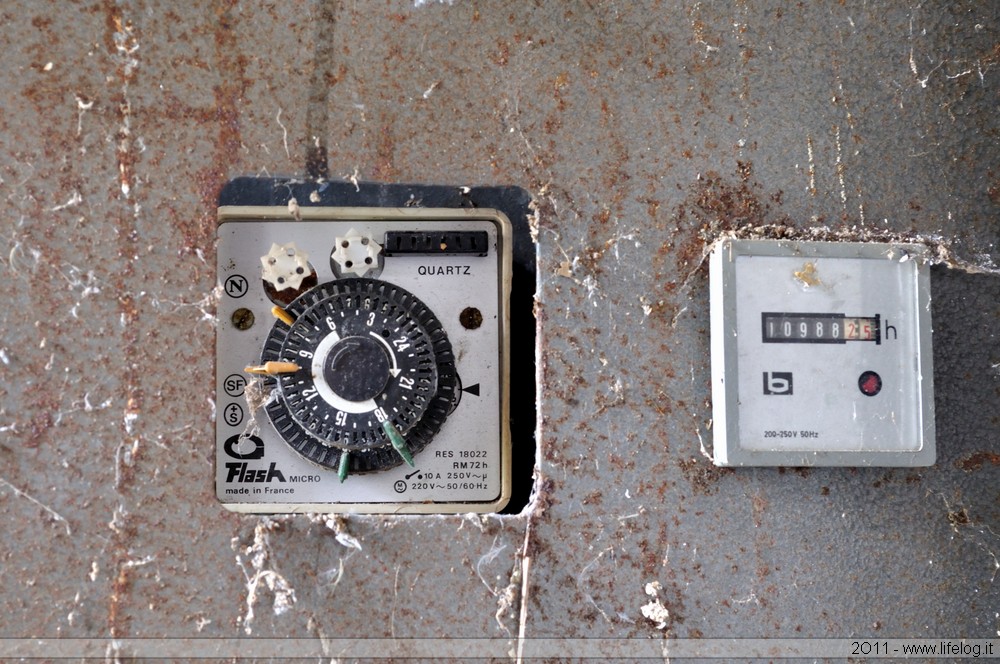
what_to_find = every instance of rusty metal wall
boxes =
[1,0,997,658]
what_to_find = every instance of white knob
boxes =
[331,229,382,277]
[260,242,310,291]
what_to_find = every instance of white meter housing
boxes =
[709,239,935,466]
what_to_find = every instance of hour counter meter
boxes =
[710,239,935,467]
[216,205,512,513]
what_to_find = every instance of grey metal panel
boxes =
[0,0,996,657]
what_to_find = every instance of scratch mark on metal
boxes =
[908,11,921,78]
[908,8,945,89]
[75,94,94,136]
[112,15,139,198]
[834,125,847,210]
[0,477,72,536]
[422,80,440,99]
[696,425,712,461]
[576,547,616,625]
[390,564,401,638]
[806,135,816,196]
[49,191,83,212]
[276,108,290,159]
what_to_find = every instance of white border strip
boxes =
[2,637,995,658]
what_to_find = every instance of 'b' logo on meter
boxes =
[763,372,793,395]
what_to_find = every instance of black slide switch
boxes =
[384,231,490,256]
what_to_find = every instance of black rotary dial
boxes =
[260,279,459,477]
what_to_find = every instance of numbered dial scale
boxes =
[262,279,459,475]
[216,206,512,514]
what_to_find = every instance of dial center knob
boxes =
[324,335,390,402]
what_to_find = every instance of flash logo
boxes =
[225,462,286,483]
[763,372,793,395]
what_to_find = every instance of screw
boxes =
[232,308,255,330]
[460,307,483,330]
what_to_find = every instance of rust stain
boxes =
[947,507,970,527]
[101,0,248,638]
[24,411,54,449]
[677,458,733,496]
[521,477,554,559]
[662,171,772,270]
[988,179,1000,206]
[107,513,140,638]
[102,0,143,639]
[649,167,784,327]
[492,39,510,66]
[184,0,249,258]
[956,452,1000,471]
[369,121,396,181]
[750,492,768,528]
[689,171,771,228]
[736,160,752,182]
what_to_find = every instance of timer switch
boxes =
[217,205,512,513]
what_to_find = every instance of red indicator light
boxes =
[858,371,882,397]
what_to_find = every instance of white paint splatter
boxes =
[123,412,138,435]
[276,108,290,159]
[640,581,670,629]
[343,167,360,192]
[235,520,297,635]
[49,191,83,212]
[335,531,363,551]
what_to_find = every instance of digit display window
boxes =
[761,313,880,343]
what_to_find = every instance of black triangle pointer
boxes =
[461,383,480,397]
